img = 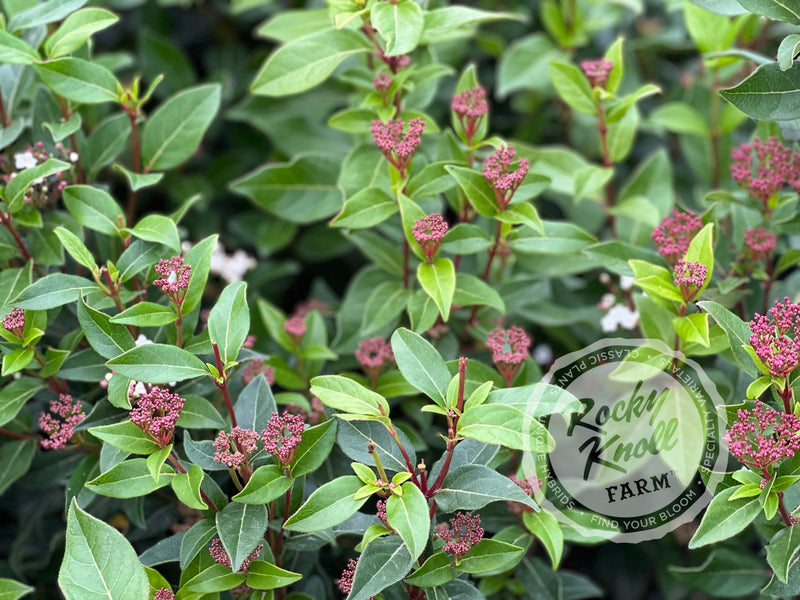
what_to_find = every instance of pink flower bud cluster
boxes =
[730,136,800,206]
[213,427,260,469]
[153,589,174,600]
[336,558,368,596]
[580,58,614,88]
[435,512,484,559]
[673,259,707,302]
[283,314,307,341]
[241,358,275,386]
[487,326,531,386]
[209,537,263,571]
[1,308,25,337]
[413,213,449,262]
[262,410,305,465]
[508,474,541,516]
[370,117,425,176]
[482,145,529,209]
[724,401,800,471]
[129,387,185,447]
[749,297,800,378]
[355,337,394,382]
[373,71,393,105]
[39,394,85,450]
[452,86,488,144]
[651,209,702,265]
[154,256,191,306]
[744,227,776,261]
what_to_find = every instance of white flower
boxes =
[533,344,553,365]
[601,304,639,333]
[210,242,227,276]
[14,151,37,170]
[135,334,153,346]
[224,249,257,283]
[69,152,79,162]
[619,275,635,291]
[598,293,616,310]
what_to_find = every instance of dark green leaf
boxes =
[391,328,451,408]
[106,343,209,383]
[435,465,539,512]
[216,502,268,572]
[720,63,800,121]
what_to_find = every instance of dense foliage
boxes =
[0,0,799,599]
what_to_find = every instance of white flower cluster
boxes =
[598,274,639,333]
[181,240,257,283]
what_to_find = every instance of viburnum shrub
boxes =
[0,0,799,599]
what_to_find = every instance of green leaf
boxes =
[115,241,165,283]
[673,313,710,347]
[53,227,96,271]
[284,476,368,532]
[170,464,208,511]
[251,28,372,97]
[61,185,125,236]
[88,421,160,455]
[58,499,149,600]
[309,375,389,417]
[458,539,525,575]
[720,63,800,121]
[216,502,268,572]
[128,214,180,252]
[43,8,119,58]
[522,511,563,568]
[290,418,337,477]
[113,164,163,192]
[255,8,331,43]
[331,187,397,229]
[386,482,429,561]
[435,465,539,512]
[207,281,249,368]
[13,273,96,310]
[453,272,505,313]
[82,114,131,180]
[0,29,39,64]
[778,34,800,70]
[8,0,88,31]
[766,525,800,583]
[404,552,454,587]
[43,112,82,143]
[183,234,217,315]
[496,202,544,234]
[683,222,714,295]
[175,395,226,429]
[649,102,710,137]
[106,343,209,383]
[390,327,451,408]
[445,165,499,216]
[179,519,217,569]
[371,0,424,56]
[669,547,770,597]
[549,62,596,115]
[349,536,414,600]
[86,458,173,498]
[735,0,799,23]
[232,464,294,504]
[5,157,71,212]
[509,220,595,255]
[688,485,762,548]
[1,347,34,376]
[417,258,455,321]
[181,563,245,594]
[0,440,36,496]
[407,288,439,333]
[235,374,278,432]
[696,300,759,378]
[0,378,43,427]
[34,58,119,104]
[141,83,221,172]
[245,560,302,590]
[420,6,525,44]
[231,154,344,224]
[109,302,177,327]
[0,578,34,599]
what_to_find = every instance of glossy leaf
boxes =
[207,281,249,367]
[371,0,424,56]
[390,328,451,408]
[688,486,762,548]
[720,63,800,121]
[349,536,414,600]
[34,58,119,104]
[386,482,430,560]
[216,502,268,572]
[435,465,539,512]
[284,476,368,532]
[106,343,209,383]
[232,464,294,504]
[309,375,389,417]
[417,258,455,321]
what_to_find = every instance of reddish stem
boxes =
[212,341,237,428]
[0,211,32,261]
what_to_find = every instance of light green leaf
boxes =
[58,498,149,600]
[245,560,302,590]
[522,511,563,568]
[386,482,429,560]
[549,62,596,115]
[673,313,710,347]
[5,158,71,212]
[109,302,177,327]
[417,259,455,322]
[106,343,209,383]
[0,578,34,599]
[309,375,389,417]
[34,58,119,104]
[390,327,451,408]
[88,421,160,455]
[688,485,761,548]
[44,8,119,58]
[8,0,88,31]
[128,214,180,252]
[54,227,96,271]
[251,28,372,97]
[371,0,424,56]
[62,185,125,236]
[141,84,221,172]
[232,464,294,504]
[86,458,172,498]
[453,272,505,313]
[0,29,39,64]
[458,539,525,575]
[113,164,163,192]
[284,476,368,532]
[331,187,397,229]
[207,281,249,368]
[13,273,96,310]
